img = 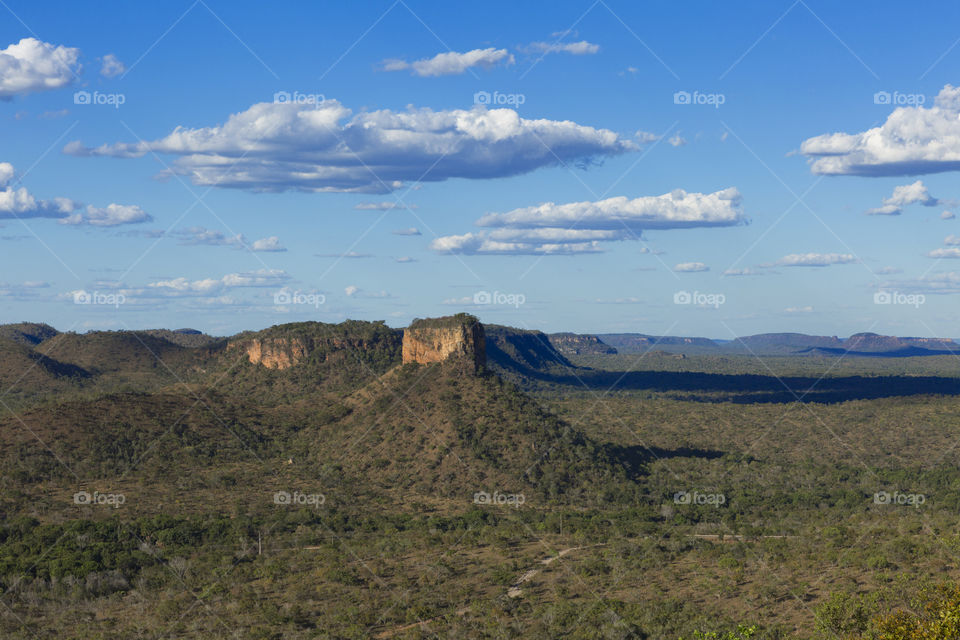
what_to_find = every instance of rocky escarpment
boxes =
[236,337,308,369]
[547,332,617,355]
[228,321,402,371]
[402,314,486,373]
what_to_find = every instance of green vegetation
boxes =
[1,321,959,637]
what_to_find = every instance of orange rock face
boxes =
[402,324,485,371]
[237,338,308,370]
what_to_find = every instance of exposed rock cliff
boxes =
[402,314,485,372]
[239,337,308,369]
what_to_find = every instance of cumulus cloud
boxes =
[0,161,147,227]
[99,53,125,78]
[251,236,286,252]
[394,256,416,263]
[431,188,745,255]
[723,268,764,276]
[762,252,858,267]
[0,38,80,98]
[64,100,635,193]
[801,84,960,176]
[525,41,599,55]
[943,210,956,220]
[785,306,814,313]
[392,227,421,236]
[865,180,939,215]
[382,48,514,76]
[59,204,151,227]
[674,262,708,272]
[668,133,688,147]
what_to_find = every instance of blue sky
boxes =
[2,0,960,338]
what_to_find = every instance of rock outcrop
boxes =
[402,314,485,372]
[238,337,308,370]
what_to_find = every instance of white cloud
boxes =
[865,180,939,215]
[99,53,125,78]
[525,41,599,55]
[763,252,858,267]
[344,285,359,297]
[946,235,960,245]
[382,48,514,76]
[59,204,151,227]
[785,306,814,313]
[668,133,687,147]
[392,227,421,236]
[927,247,960,259]
[354,201,416,211]
[394,256,416,263]
[431,188,745,255]
[674,262,708,272]
[877,266,902,274]
[0,38,80,98]
[477,188,744,231]
[943,210,956,220]
[172,227,286,252]
[0,161,146,226]
[251,236,286,252]
[148,269,290,296]
[65,100,635,193]
[801,84,960,176]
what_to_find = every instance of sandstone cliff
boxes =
[402,314,485,372]
[237,337,308,369]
